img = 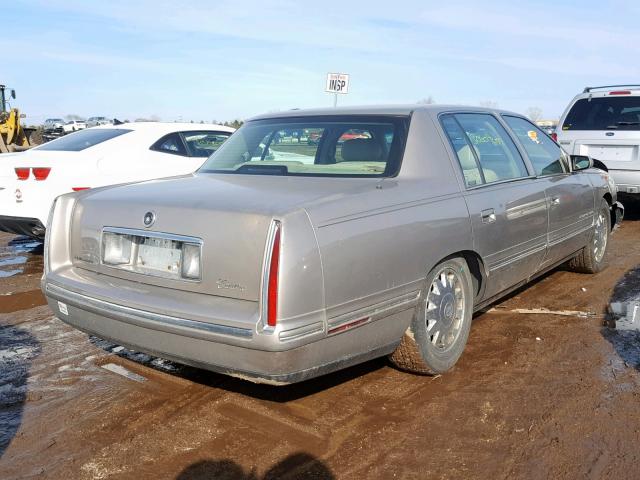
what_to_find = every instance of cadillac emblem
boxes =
[143,211,156,227]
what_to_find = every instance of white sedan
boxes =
[0,122,235,238]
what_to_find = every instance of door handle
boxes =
[481,208,496,224]
[550,197,560,207]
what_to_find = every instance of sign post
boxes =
[325,73,349,107]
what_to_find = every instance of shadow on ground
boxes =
[618,193,640,222]
[0,323,40,457]
[175,452,335,480]
[89,333,388,402]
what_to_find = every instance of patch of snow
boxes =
[101,363,146,383]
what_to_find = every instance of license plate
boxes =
[136,237,181,274]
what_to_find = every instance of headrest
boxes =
[341,138,383,162]
[457,145,477,170]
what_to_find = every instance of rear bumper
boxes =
[610,170,640,194]
[42,281,409,384]
[0,215,45,238]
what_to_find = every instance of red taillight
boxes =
[609,90,631,95]
[32,167,51,181]
[267,223,281,328]
[15,168,30,180]
[72,187,89,191]
[551,132,558,142]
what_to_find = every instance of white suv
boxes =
[556,85,640,194]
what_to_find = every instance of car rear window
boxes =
[35,128,132,151]
[563,96,640,130]
[198,115,409,177]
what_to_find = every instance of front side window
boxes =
[441,113,528,187]
[198,115,409,177]
[151,133,188,156]
[562,96,640,131]
[503,116,569,176]
[183,131,232,157]
[35,128,132,152]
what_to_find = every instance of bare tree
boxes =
[525,107,543,122]
[479,100,499,108]
[65,114,84,121]
[417,96,436,104]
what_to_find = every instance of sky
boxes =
[3,0,640,124]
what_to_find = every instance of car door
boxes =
[441,113,548,300]
[502,116,595,267]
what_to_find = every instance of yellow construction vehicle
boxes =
[0,85,33,153]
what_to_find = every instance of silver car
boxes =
[556,85,640,194]
[42,105,624,384]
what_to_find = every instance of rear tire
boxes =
[567,199,610,274]
[389,257,474,375]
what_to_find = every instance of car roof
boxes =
[248,104,523,121]
[91,122,236,134]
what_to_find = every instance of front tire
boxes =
[567,199,610,274]
[389,257,474,375]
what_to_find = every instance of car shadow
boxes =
[175,452,335,480]
[0,323,40,458]
[601,264,640,370]
[88,335,388,402]
[618,193,640,221]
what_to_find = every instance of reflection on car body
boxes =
[43,105,623,385]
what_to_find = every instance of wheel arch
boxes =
[440,250,487,302]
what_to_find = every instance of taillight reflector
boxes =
[609,90,631,95]
[32,167,51,181]
[15,168,30,180]
[551,132,558,142]
[267,223,281,328]
[72,187,89,191]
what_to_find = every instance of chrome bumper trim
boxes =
[45,282,253,340]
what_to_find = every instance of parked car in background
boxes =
[0,122,235,238]
[42,105,623,385]
[43,118,65,132]
[86,116,112,128]
[42,118,66,142]
[62,120,86,133]
[556,84,640,194]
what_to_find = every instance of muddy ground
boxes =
[1,202,640,480]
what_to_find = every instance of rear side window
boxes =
[563,96,640,130]
[503,116,569,176]
[36,129,131,152]
[441,113,528,187]
[151,133,188,156]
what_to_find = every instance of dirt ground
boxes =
[1,202,640,480]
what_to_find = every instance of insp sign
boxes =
[326,73,350,94]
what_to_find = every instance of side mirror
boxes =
[10,89,16,99]
[571,155,592,171]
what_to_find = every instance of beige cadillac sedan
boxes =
[42,105,623,384]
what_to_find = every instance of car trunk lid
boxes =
[70,173,378,302]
